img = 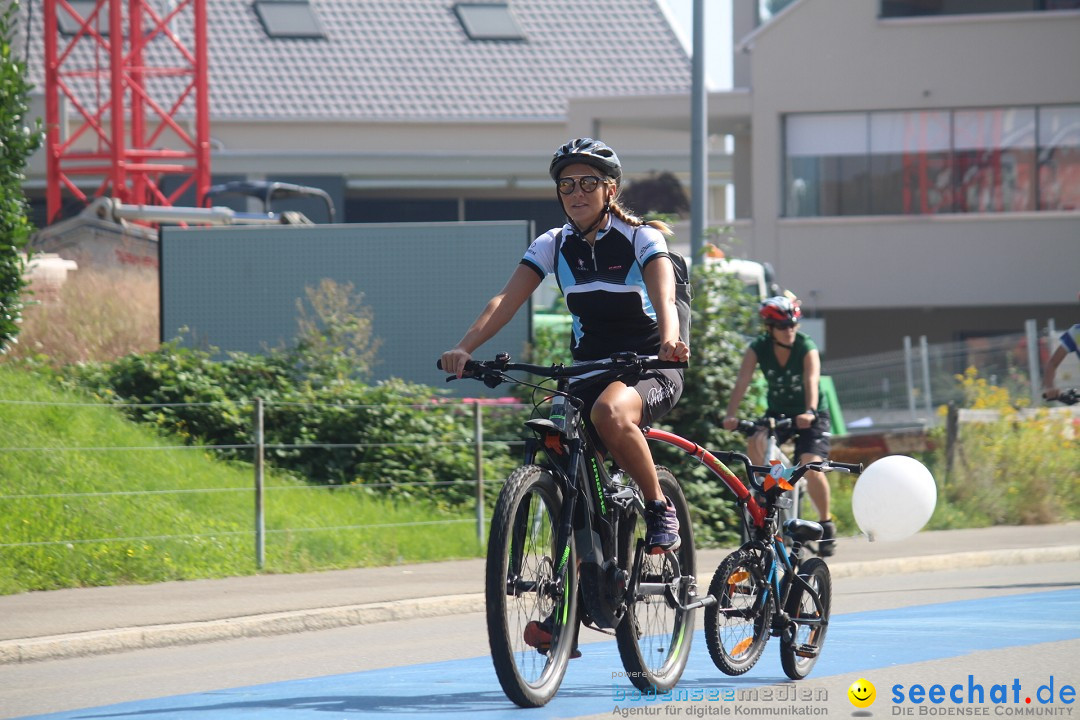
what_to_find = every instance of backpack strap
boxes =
[633,227,692,346]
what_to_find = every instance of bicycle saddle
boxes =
[783,518,824,543]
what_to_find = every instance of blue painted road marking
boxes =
[17,588,1080,720]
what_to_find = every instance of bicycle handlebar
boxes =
[437,352,687,387]
[714,450,862,493]
[735,417,794,436]
[1045,388,1079,406]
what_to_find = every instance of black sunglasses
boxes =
[557,175,607,195]
[771,321,797,330]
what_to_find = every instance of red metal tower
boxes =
[42,0,210,224]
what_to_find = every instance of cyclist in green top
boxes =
[722,296,836,555]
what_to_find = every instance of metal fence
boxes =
[823,320,1064,431]
[0,398,536,568]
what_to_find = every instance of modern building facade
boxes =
[572,0,1080,358]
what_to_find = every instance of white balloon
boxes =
[851,455,937,542]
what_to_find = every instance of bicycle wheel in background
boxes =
[616,467,696,693]
[486,465,578,708]
[704,548,772,675]
[780,557,832,679]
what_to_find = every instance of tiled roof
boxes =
[24,0,691,122]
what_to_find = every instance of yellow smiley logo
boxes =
[848,678,876,708]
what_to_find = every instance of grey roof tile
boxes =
[24,0,690,122]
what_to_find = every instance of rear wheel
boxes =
[704,549,772,675]
[615,467,696,693]
[486,465,577,708]
[780,557,831,680]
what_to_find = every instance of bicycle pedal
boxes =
[794,644,819,658]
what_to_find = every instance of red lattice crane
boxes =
[42,0,210,224]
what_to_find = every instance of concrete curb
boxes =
[2,546,1076,665]
[0,593,485,665]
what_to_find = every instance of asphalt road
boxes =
[3,560,1078,720]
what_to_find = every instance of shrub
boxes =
[927,368,1079,526]
[0,1,43,353]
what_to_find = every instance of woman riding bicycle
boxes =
[440,137,689,559]
[721,295,837,555]
[1042,292,1080,402]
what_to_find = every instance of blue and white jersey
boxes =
[521,216,669,361]
[1061,324,1080,360]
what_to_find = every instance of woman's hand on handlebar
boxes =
[722,416,739,432]
[439,347,473,379]
[659,339,689,363]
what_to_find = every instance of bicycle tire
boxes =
[615,467,696,693]
[780,557,831,680]
[704,548,772,676]
[486,465,578,708]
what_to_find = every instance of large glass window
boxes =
[784,105,1076,217]
[869,111,953,214]
[1038,106,1080,211]
[785,114,870,217]
[880,1,1080,19]
[953,108,1036,213]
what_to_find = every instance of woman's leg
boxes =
[589,381,661,502]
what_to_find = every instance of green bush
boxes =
[62,342,491,507]
[657,244,764,546]
[0,1,43,353]
[925,368,1079,527]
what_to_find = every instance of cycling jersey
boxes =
[750,331,819,418]
[1061,324,1080,360]
[521,217,669,361]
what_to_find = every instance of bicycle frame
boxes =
[521,376,655,629]
[644,428,767,529]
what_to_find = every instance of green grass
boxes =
[0,365,482,595]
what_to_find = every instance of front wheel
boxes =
[704,548,772,675]
[780,557,831,679]
[486,465,578,708]
[616,467,696,693]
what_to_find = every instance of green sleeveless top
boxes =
[749,331,818,417]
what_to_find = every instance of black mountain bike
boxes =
[439,352,698,708]
[703,452,861,680]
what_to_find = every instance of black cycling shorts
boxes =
[571,368,684,449]
[770,408,831,460]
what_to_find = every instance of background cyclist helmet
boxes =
[760,295,802,327]
[549,137,622,185]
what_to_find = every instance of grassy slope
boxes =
[0,365,481,594]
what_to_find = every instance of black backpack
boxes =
[667,248,693,346]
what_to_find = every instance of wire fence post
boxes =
[254,397,265,569]
[1025,319,1041,406]
[919,335,933,419]
[903,335,917,421]
[473,401,485,546]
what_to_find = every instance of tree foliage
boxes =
[0,1,42,353]
[620,171,690,217]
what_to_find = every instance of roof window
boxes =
[58,1,110,36]
[254,0,325,39]
[454,3,525,41]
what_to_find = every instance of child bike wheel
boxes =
[615,467,696,693]
[704,549,772,675]
[486,465,578,708]
[780,557,831,680]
